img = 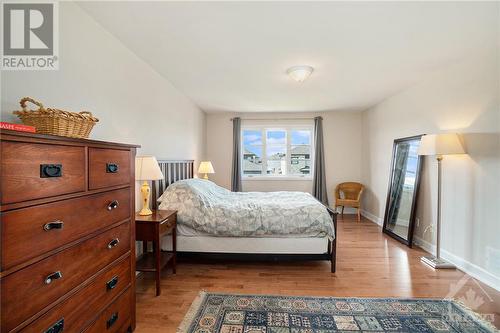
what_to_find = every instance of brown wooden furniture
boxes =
[135,210,177,296]
[334,182,365,222]
[0,129,139,333]
[150,160,337,273]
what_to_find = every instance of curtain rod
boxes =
[229,117,320,121]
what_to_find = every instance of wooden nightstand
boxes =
[135,210,177,296]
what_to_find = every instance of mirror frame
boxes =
[382,135,424,247]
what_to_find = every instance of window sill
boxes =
[242,176,313,181]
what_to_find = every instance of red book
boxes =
[0,122,36,133]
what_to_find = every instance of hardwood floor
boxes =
[135,215,500,332]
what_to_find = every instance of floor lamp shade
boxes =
[418,133,465,156]
[135,156,164,216]
[417,133,466,269]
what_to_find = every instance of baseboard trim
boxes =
[359,211,500,292]
[413,236,500,292]
[331,207,358,214]
[361,210,383,226]
[412,236,435,254]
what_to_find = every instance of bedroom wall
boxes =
[0,2,206,257]
[1,2,206,167]
[206,111,363,207]
[361,51,500,290]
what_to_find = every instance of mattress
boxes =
[176,223,208,237]
[176,223,330,239]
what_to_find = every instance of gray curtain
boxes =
[312,116,329,205]
[231,117,242,192]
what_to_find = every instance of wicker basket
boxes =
[13,97,99,139]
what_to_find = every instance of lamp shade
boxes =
[198,161,215,174]
[135,156,164,181]
[418,133,466,156]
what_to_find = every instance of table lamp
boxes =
[418,133,466,269]
[135,156,164,216]
[198,161,215,180]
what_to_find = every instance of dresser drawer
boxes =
[1,222,131,332]
[21,255,131,333]
[89,148,131,190]
[1,188,131,271]
[84,288,132,333]
[1,141,85,204]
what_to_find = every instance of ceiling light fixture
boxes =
[287,65,314,82]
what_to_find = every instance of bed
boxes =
[152,160,337,272]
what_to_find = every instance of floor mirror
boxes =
[382,135,424,246]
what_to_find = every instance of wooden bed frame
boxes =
[151,160,337,273]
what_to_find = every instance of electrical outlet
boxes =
[416,218,420,227]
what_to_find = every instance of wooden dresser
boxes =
[0,130,139,333]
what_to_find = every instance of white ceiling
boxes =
[78,1,498,113]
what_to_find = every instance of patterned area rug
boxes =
[177,292,497,333]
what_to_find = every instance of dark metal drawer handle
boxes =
[45,271,63,285]
[40,164,62,178]
[106,163,119,173]
[107,200,119,211]
[43,220,64,231]
[107,312,118,329]
[106,276,119,291]
[44,318,64,333]
[107,238,120,249]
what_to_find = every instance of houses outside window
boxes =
[242,126,313,179]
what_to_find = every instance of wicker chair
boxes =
[334,182,365,222]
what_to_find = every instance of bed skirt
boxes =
[161,235,329,254]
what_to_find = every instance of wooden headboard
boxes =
[151,160,194,209]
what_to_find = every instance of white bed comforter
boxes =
[157,179,334,238]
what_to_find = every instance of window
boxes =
[242,126,313,178]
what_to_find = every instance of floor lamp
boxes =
[418,133,466,269]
